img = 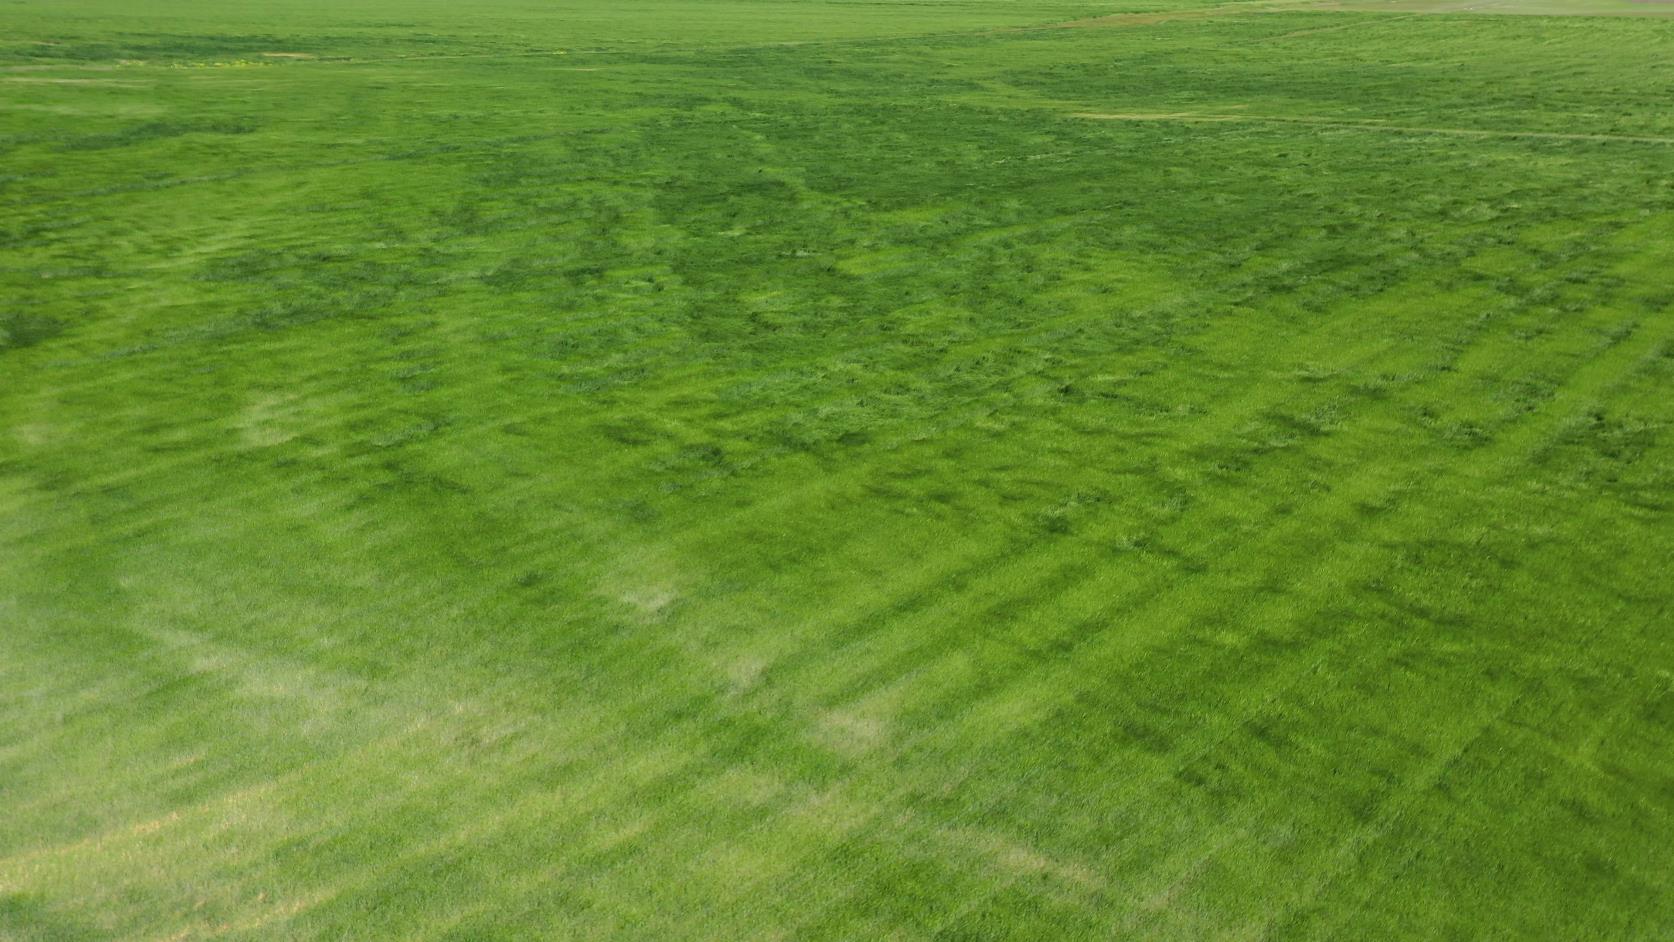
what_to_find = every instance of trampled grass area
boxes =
[2,0,1672,938]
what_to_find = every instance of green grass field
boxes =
[3,0,1673,938]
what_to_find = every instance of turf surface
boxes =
[3,0,1673,938]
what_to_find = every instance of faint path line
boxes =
[1070,110,1674,145]
[1050,0,1335,30]
[1257,11,1423,37]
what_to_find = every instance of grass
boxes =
[3,0,1673,938]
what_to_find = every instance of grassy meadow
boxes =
[3,0,1673,938]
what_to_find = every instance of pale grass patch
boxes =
[150,890,331,942]
[811,669,929,755]
[596,549,686,620]
[813,708,888,754]
[10,422,55,447]
[0,779,283,882]
[698,766,787,807]
[938,824,1103,891]
[619,582,678,617]
[719,653,769,694]
[236,391,305,448]
[784,788,879,836]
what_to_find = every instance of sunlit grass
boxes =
[2,1,1672,938]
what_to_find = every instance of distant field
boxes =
[1329,0,1673,14]
[3,0,1672,939]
